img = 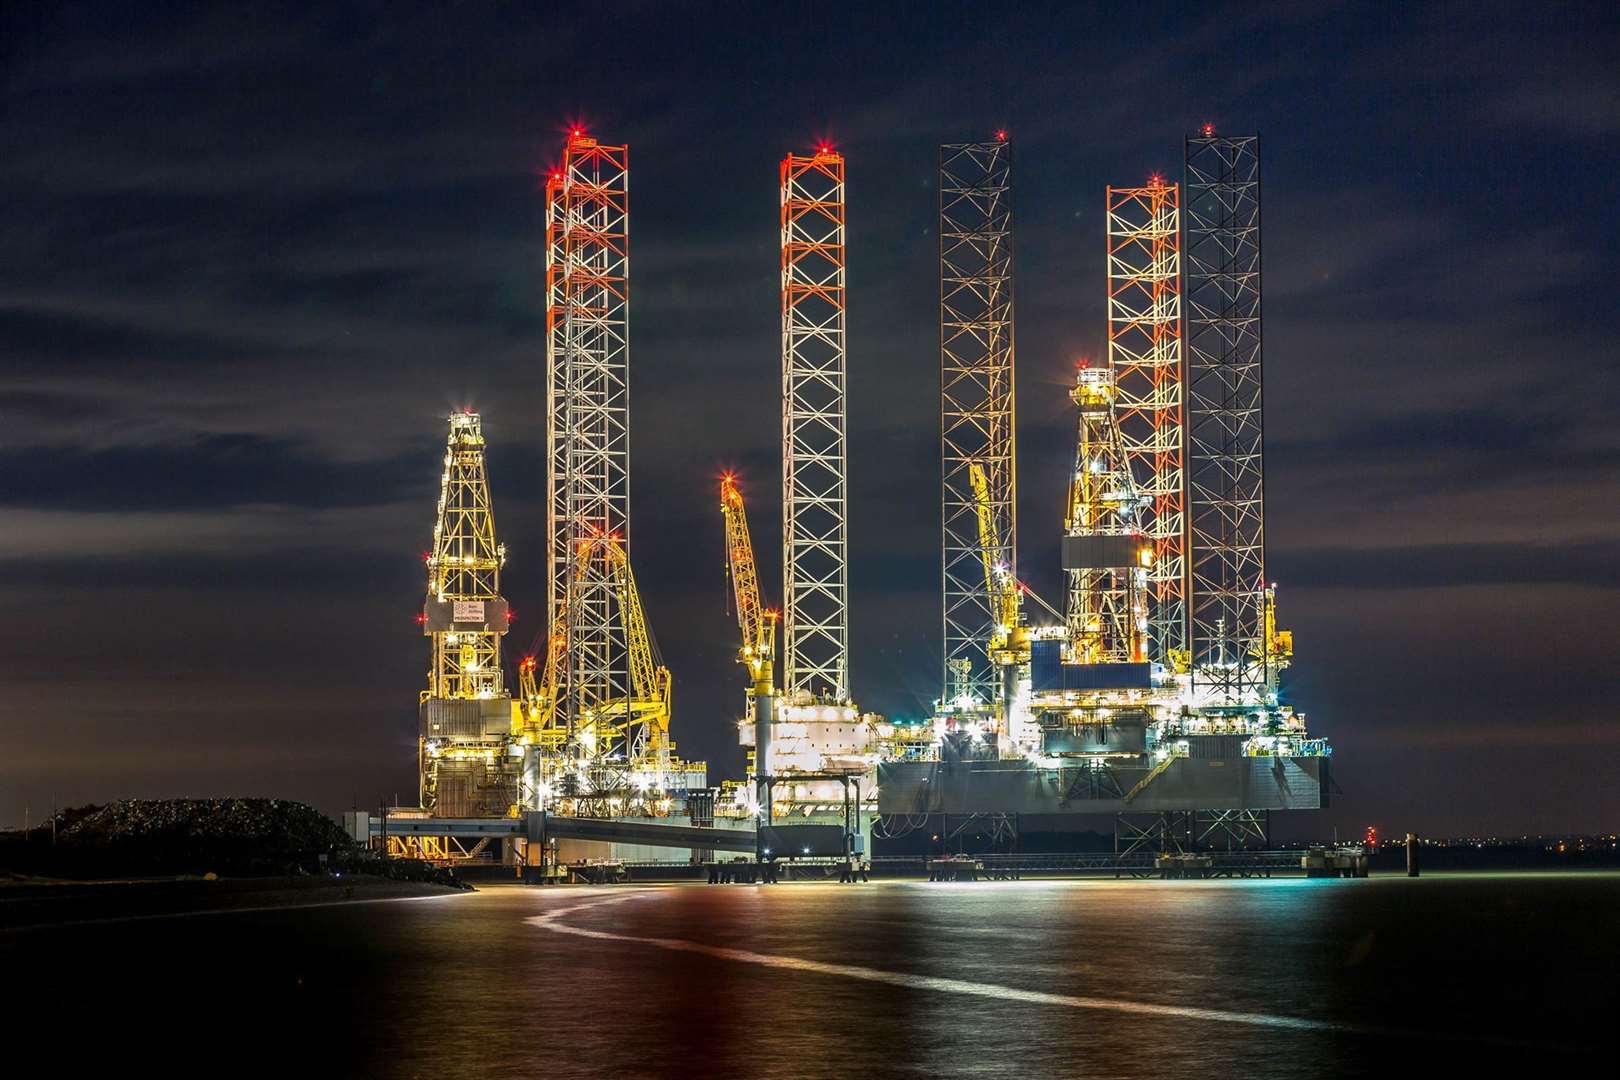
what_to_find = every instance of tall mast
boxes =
[780,146,848,702]
[1185,130,1267,703]
[546,130,633,775]
[940,134,1017,711]
[1106,177,1187,668]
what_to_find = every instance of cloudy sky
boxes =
[4,2,1618,836]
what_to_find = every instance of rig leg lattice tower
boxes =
[546,132,638,798]
[1184,132,1267,702]
[780,148,848,701]
[939,136,1016,710]
[1106,178,1187,667]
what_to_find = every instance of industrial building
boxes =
[375,126,1329,872]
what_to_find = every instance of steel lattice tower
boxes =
[419,411,513,816]
[423,412,508,701]
[940,136,1016,709]
[781,148,848,701]
[1184,132,1266,701]
[1107,178,1187,667]
[546,132,632,746]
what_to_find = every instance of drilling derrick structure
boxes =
[1063,367,1148,667]
[781,148,849,704]
[1184,132,1270,704]
[419,412,517,820]
[940,136,1017,718]
[1107,178,1187,671]
[545,131,638,805]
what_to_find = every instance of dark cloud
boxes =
[3,1,1618,836]
[0,436,431,511]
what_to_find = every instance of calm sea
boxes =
[8,872,1614,1076]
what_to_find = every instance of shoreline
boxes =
[0,873,469,931]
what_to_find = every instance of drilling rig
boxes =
[877,133,1329,854]
[418,412,519,820]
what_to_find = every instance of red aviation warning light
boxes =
[1202,122,1215,137]
[994,129,1008,141]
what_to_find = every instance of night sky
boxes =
[5,3,1618,837]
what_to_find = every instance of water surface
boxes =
[9,872,1613,1076]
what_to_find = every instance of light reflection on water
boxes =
[13,874,1615,1076]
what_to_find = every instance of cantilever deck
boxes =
[349,811,758,854]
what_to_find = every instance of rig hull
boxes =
[877,755,1328,816]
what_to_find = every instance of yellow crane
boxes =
[721,475,778,816]
[597,536,673,736]
[517,536,673,813]
[517,539,589,751]
[721,475,777,700]
[969,462,1030,669]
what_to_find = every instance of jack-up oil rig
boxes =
[370,127,1329,870]
[876,132,1329,858]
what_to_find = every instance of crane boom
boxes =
[599,537,671,718]
[969,461,1024,666]
[721,476,776,690]
[519,539,590,747]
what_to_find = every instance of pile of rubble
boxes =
[5,799,471,888]
[46,798,350,876]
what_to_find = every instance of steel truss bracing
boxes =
[424,412,507,701]
[1195,808,1271,850]
[1066,367,1147,665]
[1107,179,1187,667]
[1184,133,1267,703]
[419,412,512,815]
[781,149,848,701]
[939,138,1017,709]
[546,132,633,761]
[1113,810,1272,858]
